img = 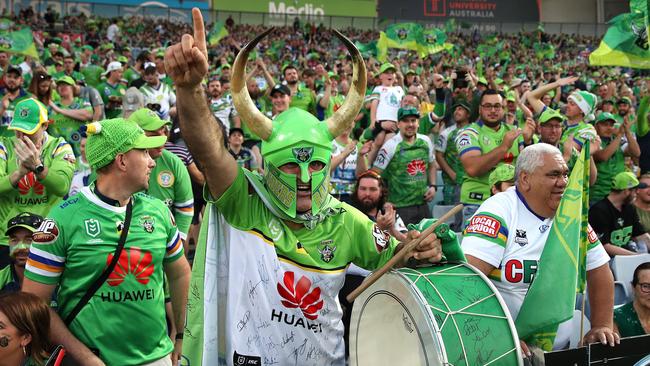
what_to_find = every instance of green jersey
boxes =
[317,92,344,119]
[289,84,317,115]
[0,134,76,246]
[49,97,92,159]
[560,119,597,150]
[97,81,126,119]
[123,67,141,84]
[0,90,32,137]
[456,121,523,205]
[590,136,626,203]
[25,187,184,365]
[436,124,465,204]
[373,133,435,208]
[146,149,194,237]
[182,168,398,365]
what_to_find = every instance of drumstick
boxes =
[346,204,464,302]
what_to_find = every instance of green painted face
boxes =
[262,108,334,219]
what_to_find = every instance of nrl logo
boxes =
[19,107,29,118]
[140,215,155,233]
[0,36,12,49]
[397,28,408,40]
[292,147,313,163]
[631,22,649,50]
[318,240,336,263]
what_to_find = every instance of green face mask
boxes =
[9,242,30,257]
[262,108,334,219]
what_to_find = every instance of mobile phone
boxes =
[454,70,468,89]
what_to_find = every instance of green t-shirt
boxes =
[123,67,141,84]
[146,149,194,237]
[0,265,14,291]
[0,134,76,246]
[97,81,126,119]
[613,302,645,338]
[456,121,523,205]
[317,92,344,120]
[590,137,626,204]
[636,206,650,232]
[0,90,32,137]
[373,133,435,208]
[49,97,92,159]
[289,84,316,115]
[25,187,184,365]
[435,124,466,204]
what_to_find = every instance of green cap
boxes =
[494,78,504,85]
[506,92,516,103]
[327,71,339,80]
[406,69,417,75]
[602,98,615,105]
[489,164,515,188]
[397,106,420,120]
[83,119,167,169]
[539,108,565,124]
[378,63,396,74]
[5,212,43,236]
[117,55,128,63]
[55,75,75,86]
[477,77,488,85]
[612,171,643,190]
[81,45,94,51]
[617,97,632,105]
[128,108,171,131]
[8,99,49,135]
[594,112,616,124]
[452,100,471,113]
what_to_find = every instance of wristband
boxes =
[175,333,184,340]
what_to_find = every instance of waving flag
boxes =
[208,21,228,46]
[418,28,453,58]
[515,142,591,351]
[376,22,423,61]
[0,27,39,59]
[589,0,650,69]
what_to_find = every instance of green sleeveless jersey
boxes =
[49,97,92,159]
[25,187,184,365]
[456,121,523,205]
[373,133,435,208]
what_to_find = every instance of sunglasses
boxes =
[37,74,52,80]
[8,213,43,230]
[147,103,162,112]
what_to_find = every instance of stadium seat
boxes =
[434,170,444,204]
[568,310,591,349]
[610,254,650,296]
[614,281,630,305]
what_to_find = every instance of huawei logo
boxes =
[406,159,426,176]
[18,172,44,195]
[276,272,324,320]
[106,247,154,286]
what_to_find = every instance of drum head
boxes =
[350,269,445,366]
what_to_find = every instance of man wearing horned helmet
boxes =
[166,9,456,366]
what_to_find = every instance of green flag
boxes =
[589,1,650,69]
[418,28,453,58]
[376,22,423,61]
[0,27,39,59]
[515,142,591,351]
[355,40,378,58]
[534,42,556,59]
[208,21,228,46]
[444,18,457,33]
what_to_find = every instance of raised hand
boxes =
[164,8,209,88]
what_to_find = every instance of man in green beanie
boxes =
[23,117,191,366]
[0,98,75,268]
[128,108,193,240]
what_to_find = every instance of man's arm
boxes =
[164,255,191,364]
[593,134,622,162]
[435,151,456,181]
[22,280,105,365]
[526,76,578,115]
[583,263,619,346]
[466,254,496,276]
[165,9,238,200]
[187,162,205,186]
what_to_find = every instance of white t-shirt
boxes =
[371,85,404,122]
[461,187,610,349]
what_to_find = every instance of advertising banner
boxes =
[378,0,540,23]
[212,0,377,18]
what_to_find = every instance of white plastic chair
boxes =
[610,254,650,297]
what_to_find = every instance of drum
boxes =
[350,262,522,366]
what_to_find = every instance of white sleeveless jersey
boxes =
[371,86,404,122]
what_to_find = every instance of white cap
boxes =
[103,61,122,76]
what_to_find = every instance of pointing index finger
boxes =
[192,8,207,56]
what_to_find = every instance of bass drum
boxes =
[350,262,523,366]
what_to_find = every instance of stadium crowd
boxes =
[0,6,648,366]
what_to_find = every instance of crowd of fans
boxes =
[0,6,648,365]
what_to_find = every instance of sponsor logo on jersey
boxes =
[140,215,155,233]
[84,218,101,238]
[18,172,44,196]
[157,170,175,188]
[276,271,323,320]
[539,224,550,233]
[504,259,538,283]
[372,224,390,252]
[33,219,59,244]
[106,247,154,287]
[233,351,261,366]
[587,225,598,244]
[616,218,624,227]
[63,153,76,164]
[406,159,426,176]
[116,221,124,233]
[318,240,336,263]
[514,229,528,247]
[376,149,388,165]
[457,134,471,147]
[465,215,501,238]
[292,147,313,163]
[268,217,283,241]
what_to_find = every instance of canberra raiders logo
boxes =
[292,147,313,163]
[318,240,336,263]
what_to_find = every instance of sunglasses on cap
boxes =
[37,74,52,80]
[358,170,382,180]
[147,103,162,112]
[7,213,43,231]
